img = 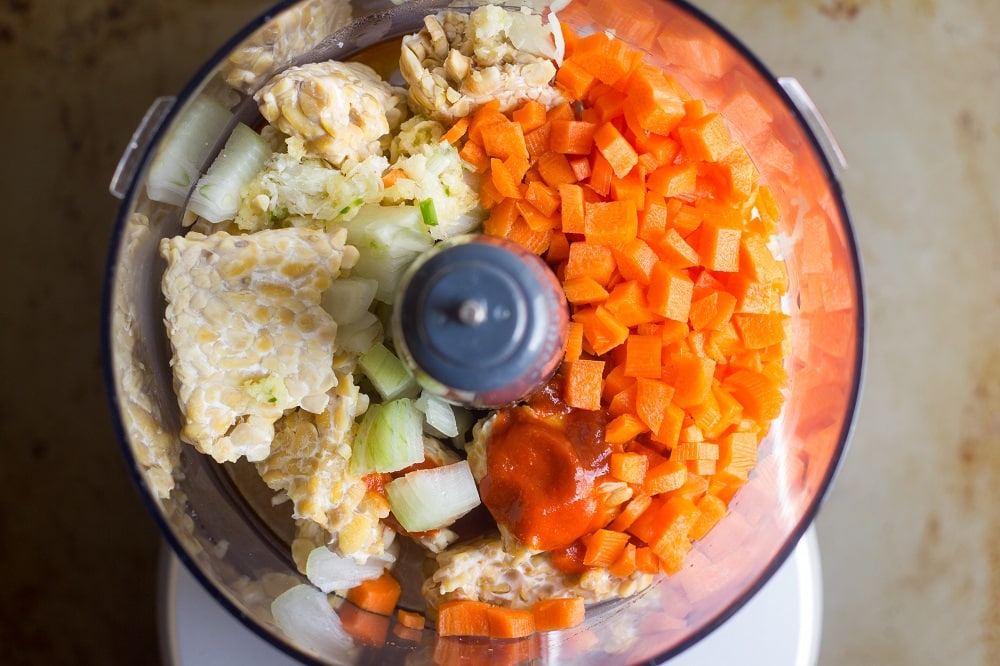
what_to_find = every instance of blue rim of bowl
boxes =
[100,1,866,664]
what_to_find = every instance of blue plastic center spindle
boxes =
[393,235,568,408]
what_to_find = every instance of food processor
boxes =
[104,0,863,664]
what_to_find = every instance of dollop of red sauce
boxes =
[479,375,611,551]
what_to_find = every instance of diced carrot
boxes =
[517,199,559,233]
[563,321,585,363]
[483,197,519,238]
[638,197,669,241]
[338,603,389,647]
[555,57,597,100]
[689,291,737,332]
[440,116,470,145]
[634,376,674,434]
[550,119,599,155]
[584,200,638,245]
[564,359,605,410]
[635,546,660,574]
[547,230,571,264]
[532,597,586,632]
[507,219,552,255]
[564,242,617,285]
[537,151,579,187]
[490,158,524,199]
[582,528,632,567]
[647,163,698,199]
[643,459,687,495]
[733,312,788,349]
[716,430,758,480]
[467,100,505,144]
[722,369,785,422]
[666,351,716,408]
[671,441,720,462]
[575,305,630,355]
[623,65,686,135]
[486,606,537,639]
[612,238,659,284]
[646,262,693,321]
[624,334,662,378]
[606,410,649,444]
[569,156,592,182]
[524,180,560,217]
[628,495,699,573]
[633,131,681,166]
[524,122,552,160]
[569,31,642,86]
[608,382,638,417]
[512,99,548,133]
[698,214,742,272]
[667,472,710,501]
[604,280,655,327]
[346,572,401,616]
[558,183,586,234]
[593,121,639,179]
[609,451,649,484]
[609,542,638,578]
[458,139,490,173]
[653,227,700,269]
[563,276,610,305]
[550,542,588,575]
[437,600,492,637]
[608,493,652,533]
[589,151,614,197]
[677,111,734,163]
[689,493,728,540]
[397,609,426,631]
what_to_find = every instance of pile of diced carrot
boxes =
[341,24,791,645]
[444,26,790,585]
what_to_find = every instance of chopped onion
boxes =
[336,313,382,354]
[415,390,459,437]
[385,460,481,533]
[146,95,232,206]
[187,122,271,223]
[304,546,393,593]
[321,277,378,326]
[271,584,355,661]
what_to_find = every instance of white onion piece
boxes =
[271,584,355,660]
[415,390,459,438]
[385,460,481,533]
[305,547,393,593]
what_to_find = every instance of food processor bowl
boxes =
[103,0,863,663]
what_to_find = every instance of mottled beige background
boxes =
[1,0,997,664]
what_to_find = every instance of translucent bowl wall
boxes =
[103,0,864,663]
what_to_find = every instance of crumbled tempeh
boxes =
[399,6,565,123]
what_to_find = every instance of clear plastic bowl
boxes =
[103,1,864,663]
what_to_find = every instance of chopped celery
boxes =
[384,461,481,533]
[359,343,418,401]
[414,390,459,438]
[419,197,438,227]
[321,277,378,326]
[349,398,425,475]
[146,95,232,206]
[187,122,271,223]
